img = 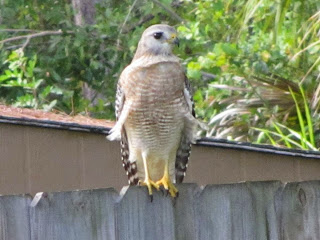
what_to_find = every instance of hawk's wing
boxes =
[175,75,195,183]
[114,84,139,185]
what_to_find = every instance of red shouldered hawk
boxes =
[108,24,202,199]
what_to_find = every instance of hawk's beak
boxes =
[168,33,180,47]
[173,37,180,47]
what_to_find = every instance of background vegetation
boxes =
[0,0,320,150]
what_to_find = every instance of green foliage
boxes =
[0,50,60,110]
[0,0,195,118]
[253,86,318,150]
[176,0,320,150]
[1,0,320,150]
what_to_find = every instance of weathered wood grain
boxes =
[0,194,31,240]
[116,186,175,240]
[1,181,320,239]
[246,181,283,240]
[174,183,201,240]
[196,181,283,240]
[198,183,255,239]
[30,188,118,240]
[280,181,320,240]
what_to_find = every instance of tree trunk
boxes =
[71,0,105,109]
[72,0,101,26]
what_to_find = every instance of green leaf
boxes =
[252,127,305,149]
[26,55,37,78]
[276,123,318,151]
[221,43,238,56]
[193,89,203,103]
[299,85,315,147]
[187,69,201,80]
[40,86,53,98]
[272,122,292,148]
[0,74,10,82]
[289,87,306,149]
[43,100,57,112]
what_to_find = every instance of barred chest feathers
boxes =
[121,61,188,181]
[123,61,187,140]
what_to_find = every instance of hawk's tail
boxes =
[120,129,139,185]
[175,135,191,184]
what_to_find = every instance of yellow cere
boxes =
[170,33,177,39]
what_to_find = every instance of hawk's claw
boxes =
[139,179,160,200]
[160,188,165,196]
[156,175,178,198]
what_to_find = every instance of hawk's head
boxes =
[133,24,179,60]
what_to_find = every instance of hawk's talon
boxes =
[156,176,178,198]
[176,191,179,198]
[160,188,165,196]
[139,179,160,198]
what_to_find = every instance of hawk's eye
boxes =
[153,32,163,39]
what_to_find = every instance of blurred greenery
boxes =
[0,0,320,149]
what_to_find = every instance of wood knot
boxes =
[298,188,307,207]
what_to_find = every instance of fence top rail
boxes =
[0,180,313,202]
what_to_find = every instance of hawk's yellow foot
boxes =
[156,175,178,198]
[139,179,160,197]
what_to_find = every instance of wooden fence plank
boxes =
[3,181,320,239]
[197,182,282,240]
[246,181,283,240]
[30,188,117,240]
[116,186,175,240]
[281,181,320,240]
[0,194,31,240]
[174,183,201,240]
[197,183,255,240]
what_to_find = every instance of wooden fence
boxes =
[1,181,320,240]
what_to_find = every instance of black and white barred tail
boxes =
[120,129,139,185]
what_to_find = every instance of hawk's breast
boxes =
[123,62,188,154]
